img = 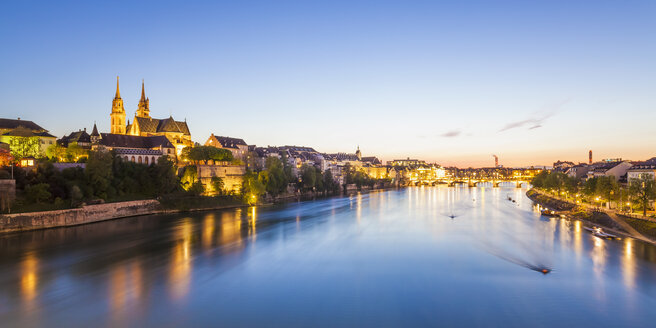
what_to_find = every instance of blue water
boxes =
[1,186,655,327]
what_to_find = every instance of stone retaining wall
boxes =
[0,200,162,233]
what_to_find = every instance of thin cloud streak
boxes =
[498,99,570,132]
[441,130,462,137]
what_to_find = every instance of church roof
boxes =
[134,116,190,135]
[90,123,99,137]
[362,156,382,165]
[99,133,174,149]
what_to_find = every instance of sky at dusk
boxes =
[1,0,655,167]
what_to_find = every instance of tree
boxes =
[180,165,198,189]
[24,183,51,204]
[8,136,40,159]
[299,164,317,192]
[47,143,67,161]
[530,171,549,188]
[210,176,225,195]
[629,174,656,216]
[85,151,114,199]
[241,170,265,204]
[264,157,288,197]
[65,143,88,162]
[181,146,233,164]
[322,169,339,194]
[152,156,180,195]
[595,176,619,208]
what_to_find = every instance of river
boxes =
[1,186,656,327]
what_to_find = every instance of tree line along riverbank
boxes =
[526,189,656,244]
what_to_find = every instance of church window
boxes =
[145,156,149,165]
[131,156,135,162]
[138,156,142,164]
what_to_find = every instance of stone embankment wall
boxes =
[0,200,161,233]
[197,164,246,192]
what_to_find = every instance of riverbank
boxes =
[0,186,401,234]
[526,189,656,245]
[0,199,251,234]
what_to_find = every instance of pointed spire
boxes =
[91,121,99,136]
[140,79,146,102]
[115,76,121,99]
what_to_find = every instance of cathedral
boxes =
[110,77,193,156]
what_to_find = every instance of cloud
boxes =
[498,99,570,132]
[440,130,461,137]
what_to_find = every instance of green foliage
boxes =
[210,176,225,195]
[47,143,67,161]
[628,174,656,216]
[65,143,88,162]
[153,156,181,195]
[8,136,40,159]
[86,151,114,199]
[181,146,234,163]
[595,176,619,202]
[264,157,288,196]
[532,170,579,196]
[530,171,549,188]
[188,181,205,196]
[24,183,51,204]
[241,170,266,204]
[322,170,340,194]
[181,165,198,189]
[299,164,318,192]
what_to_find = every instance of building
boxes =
[566,164,589,179]
[590,161,633,181]
[109,77,193,157]
[59,128,92,149]
[387,158,427,167]
[0,118,56,158]
[627,162,656,182]
[96,133,175,164]
[553,160,575,171]
[205,134,249,160]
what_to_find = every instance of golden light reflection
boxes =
[573,220,582,260]
[202,214,216,250]
[248,206,257,242]
[20,252,38,307]
[169,218,193,301]
[591,235,607,294]
[621,238,636,289]
[356,193,362,224]
[107,258,144,325]
[109,265,128,316]
[219,211,243,248]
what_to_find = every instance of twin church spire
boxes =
[110,76,150,134]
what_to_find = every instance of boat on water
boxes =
[540,209,559,217]
[584,226,620,240]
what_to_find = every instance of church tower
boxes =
[136,79,150,118]
[110,76,126,134]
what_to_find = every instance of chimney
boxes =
[589,150,593,164]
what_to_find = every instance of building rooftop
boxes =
[99,133,174,149]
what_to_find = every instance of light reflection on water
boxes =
[1,187,656,327]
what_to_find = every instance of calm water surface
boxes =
[1,186,656,327]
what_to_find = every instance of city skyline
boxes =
[2,0,655,167]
